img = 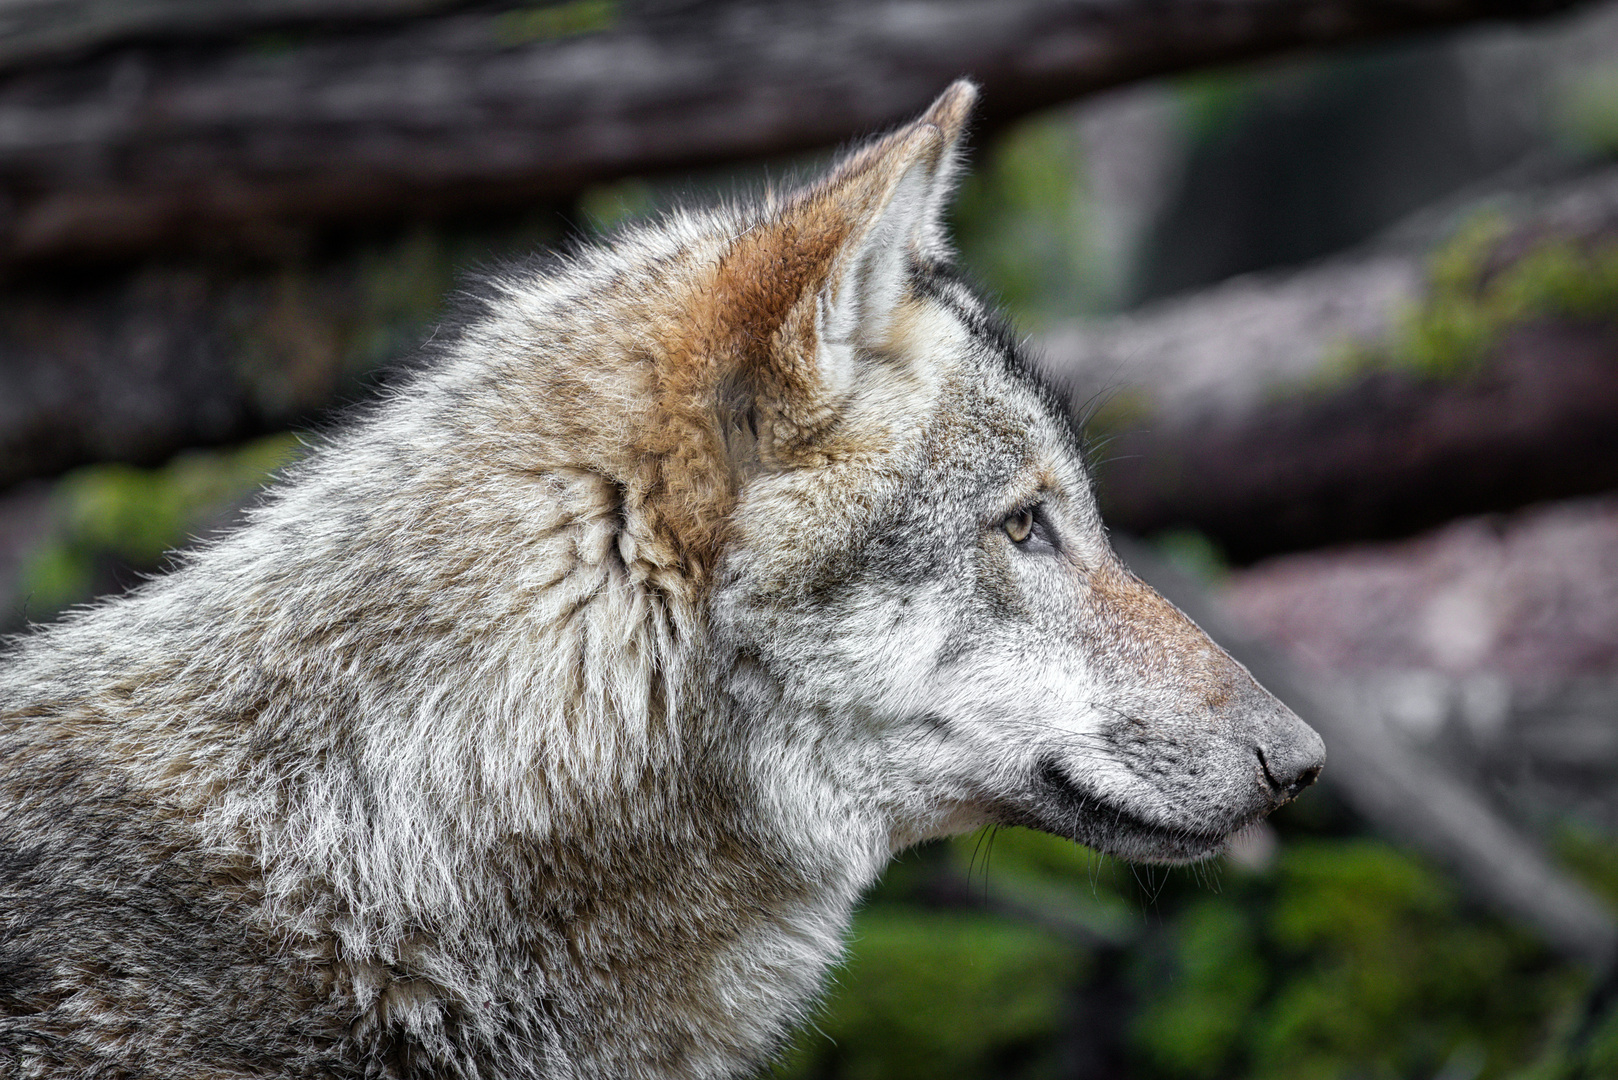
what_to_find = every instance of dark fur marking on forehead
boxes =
[909,260,1089,463]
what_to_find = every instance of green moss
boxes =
[1576,1005,1618,1079]
[1513,991,1618,1080]
[1551,825,1618,908]
[776,908,1082,1080]
[1399,219,1505,377]
[495,0,617,45]
[772,827,1150,1079]
[1134,900,1266,1079]
[1343,212,1618,384]
[1132,839,1582,1080]
[16,435,300,619]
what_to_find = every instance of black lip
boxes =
[1002,757,1239,863]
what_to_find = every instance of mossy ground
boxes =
[15,434,301,621]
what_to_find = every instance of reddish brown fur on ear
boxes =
[702,82,980,448]
[718,79,978,352]
[632,83,979,587]
[709,126,942,436]
[713,120,947,341]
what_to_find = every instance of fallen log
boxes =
[0,0,1588,270]
[1048,167,1618,562]
[8,159,1618,515]
[0,238,453,489]
[1224,494,1618,680]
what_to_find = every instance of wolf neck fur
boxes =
[187,478,891,931]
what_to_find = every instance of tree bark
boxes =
[0,0,1588,271]
[1047,166,1618,562]
[0,1,461,70]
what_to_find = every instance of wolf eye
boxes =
[1002,506,1035,544]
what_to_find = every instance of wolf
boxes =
[0,81,1322,1079]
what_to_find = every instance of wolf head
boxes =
[669,82,1326,865]
[436,85,1326,868]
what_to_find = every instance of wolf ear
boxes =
[613,84,977,580]
[711,81,977,425]
[807,80,977,385]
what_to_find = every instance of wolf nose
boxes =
[1256,741,1325,803]
[1281,763,1322,800]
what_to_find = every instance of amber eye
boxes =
[1003,506,1035,544]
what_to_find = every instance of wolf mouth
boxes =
[1010,757,1240,864]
